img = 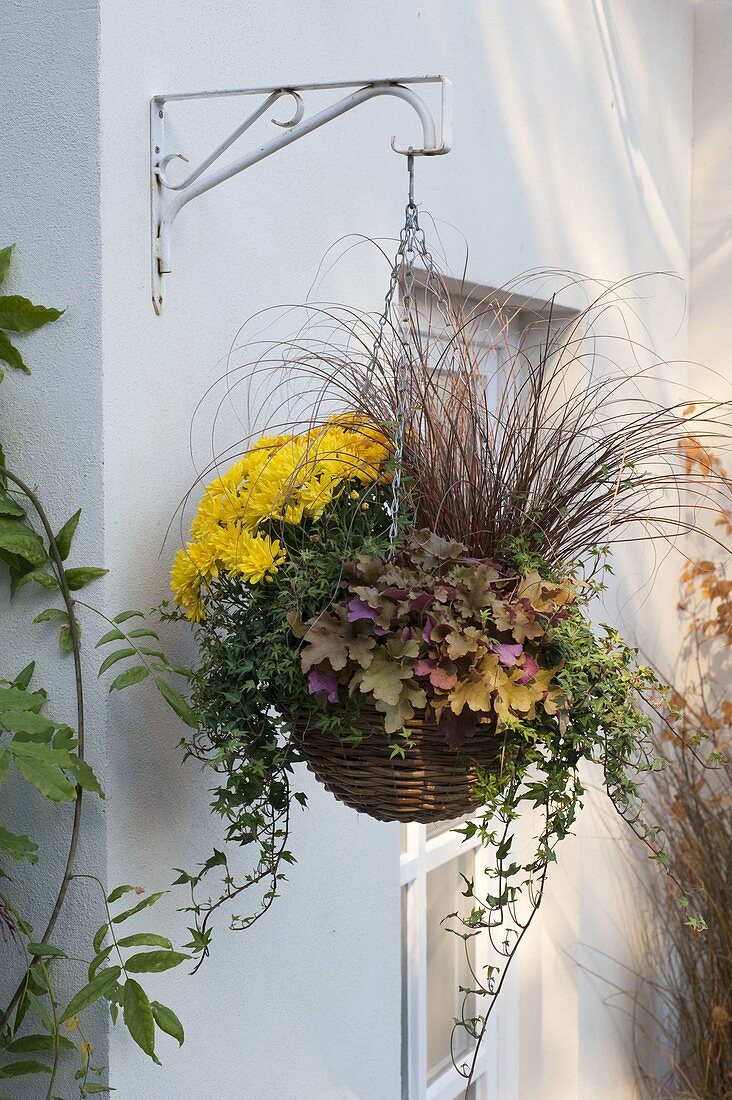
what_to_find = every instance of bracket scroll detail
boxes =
[150,75,452,314]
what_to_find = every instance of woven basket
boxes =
[291,705,502,823]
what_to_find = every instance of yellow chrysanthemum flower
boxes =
[171,414,391,619]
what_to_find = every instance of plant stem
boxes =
[0,466,86,1033]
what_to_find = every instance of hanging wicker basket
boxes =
[290,705,502,823]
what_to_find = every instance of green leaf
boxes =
[98,649,135,677]
[33,608,68,624]
[0,685,44,713]
[0,490,26,517]
[86,1086,115,1094]
[116,933,172,950]
[13,662,35,690]
[0,749,10,785]
[11,566,59,595]
[64,566,107,591]
[125,950,189,974]
[0,518,46,567]
[27,942,66,957]
[88,944,114,981]
[154,677,197,728]
[122,979,155,1059]
[59,620,76,655]
[0,245,13,286]
[1,709,57,739]
[67,756,104,798]
[95,628,125,647]
[0,1060,52,1078]
[112,611,144,624]
[6,1034,74,1054]
[9,742,77,802]
[0,331,27,374]
[112,891,166,924]
[93,923,108,954]
[0,824,38,861]
[0,295,63,332]
[109,666,148,692]
[55,509,81,561]
[151,1001,184,1046]
[59,966,121,1025]
[127,628,159,640]
[106,884,135,905]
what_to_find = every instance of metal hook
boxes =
[271,90,305,129]
[407,151,415,208]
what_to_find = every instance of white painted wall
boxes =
[2,3,106,1097]
[4,1,705,1097]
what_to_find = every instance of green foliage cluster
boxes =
[171,483,392,961]
[0,246,189,1097]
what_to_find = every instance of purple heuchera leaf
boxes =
[307,668,339,703]
[346,599,379,623]
[518,654,540,684]
[409,592,435,613]
[415,658,435,677]
[494,642,523,667]
[438,709,479,749]
[381,586,410,602]
[422,619,434,643]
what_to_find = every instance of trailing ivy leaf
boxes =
[111,891,166,924]
[98,649,135,677]
[109,666,148,692]
[9,742,77,802]
[0,331,27,374]
[0,518,47,567]
[0,245,13,286]
[0,1060,52,1078]
[0,824,38,861]
[151,1001,184,1046]
[6,1034,74,1054]
[95,628,125,647]
[125,950,189,974]
[122,979,155,1060]
[116,933,172,950]
[55,509,81,561]
[58,966,121,1025]
[64,567,107,591]
[13,662,35,690]
[154,677,197,728]
[0,295,63,332]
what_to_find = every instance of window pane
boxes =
[426,852,476,1082]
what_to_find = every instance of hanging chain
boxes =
[360,154,448,545]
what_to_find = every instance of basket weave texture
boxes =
[291,705,502,823]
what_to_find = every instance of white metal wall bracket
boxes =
[150,75,452,314]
